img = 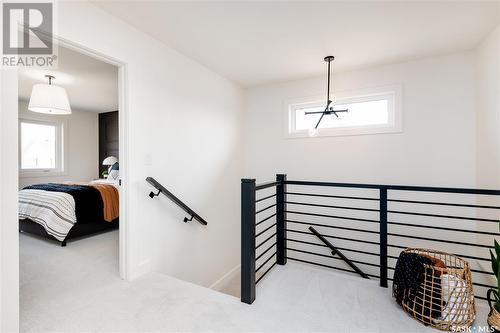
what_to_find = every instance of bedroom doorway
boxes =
[17,39,129,323]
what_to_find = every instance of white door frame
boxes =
[1,68,21,333]
[54,36,130,279]
[1,24,131,332]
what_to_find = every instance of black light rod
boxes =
[305,110,348,115]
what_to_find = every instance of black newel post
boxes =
[276,174,287,265]
[241,179,256,304]
[379,187,388,288]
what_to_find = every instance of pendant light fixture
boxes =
[28,75,72,115]
[307,56,347,136]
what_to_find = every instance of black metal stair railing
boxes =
[240,174,500,304]
[146,177,208,225]
[309,226,370,279]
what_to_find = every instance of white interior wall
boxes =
[474,24,500,288]
[243,52,477,187]
[1,1,245,327]
[17,100,99,189]
[52,1,245,286]
[476,25,500,189]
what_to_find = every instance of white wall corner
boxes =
[209,264,241,291]
[128,259,152,281]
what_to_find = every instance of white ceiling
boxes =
[18,46,118,113]
[94,0,499,87]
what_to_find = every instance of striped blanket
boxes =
[19,189,77,241]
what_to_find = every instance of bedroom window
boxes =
[286,85,402,138]
[19,119,64,175]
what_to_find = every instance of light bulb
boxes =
[309,128,319,137]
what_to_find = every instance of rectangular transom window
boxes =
[19,119,64,175]
[286,85,402,138]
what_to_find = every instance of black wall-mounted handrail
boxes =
[146,177,208,226]
[309,226,370,279]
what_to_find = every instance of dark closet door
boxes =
[99,111,119,176]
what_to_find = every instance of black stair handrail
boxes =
[309,226,369,279]
[146,177,208,226]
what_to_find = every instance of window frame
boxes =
[18,118,67,177]
[284,84,403,138]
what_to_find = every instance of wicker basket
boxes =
[398,248,476,331]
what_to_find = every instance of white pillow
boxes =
[107,169,119,182]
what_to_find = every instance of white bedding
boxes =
[19,189,77,241]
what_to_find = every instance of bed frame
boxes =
[19,218,119,247]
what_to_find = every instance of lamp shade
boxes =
[28,83,72,115]
[102,156,118,166]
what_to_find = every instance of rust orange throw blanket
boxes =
[90,184,119,222]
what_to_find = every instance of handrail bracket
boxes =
[146,177,208,226]
[183,215,194,223]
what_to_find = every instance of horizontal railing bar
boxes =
[288,248,380,268]
[287,201,379,212]
[287,180,381,189]
[388,198,500,210]
[287,238,380,257]
[286,210,379,223]
[255,213,276,227]
[255,232,276,250]
[471,269,495,276]
[256,193,277,203]
[287,219,379,235]
[387,244,490,262]
[387,221,500,236]
[256,261,277,284]
[286,180,500,195]
[287,257,380,278]
[288,238,327,248]
[388,210,500,223]
[256,203,276,215]
[287,229,380,246]
[256,252,277,273]
[256,242,277,261]
[387,232,492,248]
[256,181,281,191]
[256,223,276,238]
[472,282,496,289]
[286,192,379,201]
[386,185,500,196]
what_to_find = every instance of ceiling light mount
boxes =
[45,74,55,85]
[305,55,348,135]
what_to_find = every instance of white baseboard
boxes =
[209,264,240,291]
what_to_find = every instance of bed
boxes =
[18,180,119,246]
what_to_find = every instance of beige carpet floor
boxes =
[20,230,489,332]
